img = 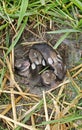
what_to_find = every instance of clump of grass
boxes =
[0,0,82,129]
[0,63,82,129]
[0,0,82,52]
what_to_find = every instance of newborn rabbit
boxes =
[29,48,46,70]
[41,69,57,87]
[31,43,66,80]
[15,58,31,77]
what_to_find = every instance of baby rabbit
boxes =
[15,58,31,77]
[29,48,46,70]
[41,69,57,87]
[30,43,66,80]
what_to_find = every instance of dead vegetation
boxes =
[0,40,82,129]
[0,0,82,129]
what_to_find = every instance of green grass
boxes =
[0,0,82,51]
[0,0,82,129]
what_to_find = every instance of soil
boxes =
[0,25,82,130]
[14,30,82,96]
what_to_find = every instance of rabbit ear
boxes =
[15,59,30,72]
[35,60,40,65]
[54,63,66,80]
[41,70,56,86]
[29,48,43,65]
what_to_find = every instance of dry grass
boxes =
[0,1,82,129]
[0,44,82,129]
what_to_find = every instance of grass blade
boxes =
[17,0,29,29]
[40,0,45,5]
[0,23,8,31]
[36,114,82,126]
[47,29,82,34]
[0,67,6,89]
[71,0,82,10]
[5,17,28,58]
[53,32,69,49]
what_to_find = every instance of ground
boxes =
[14,29,82,96]
[0,23,82,130]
